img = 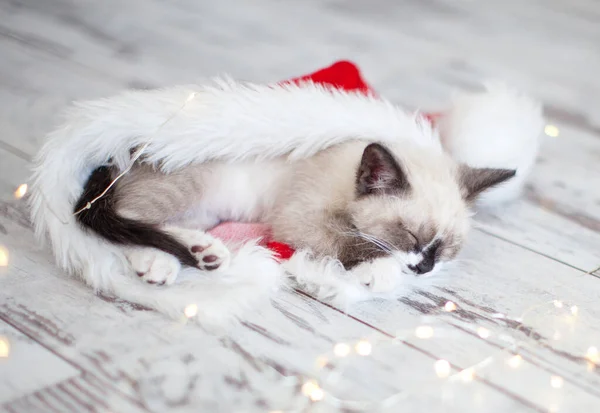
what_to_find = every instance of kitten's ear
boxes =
[458,165,516,202]
[356,143,410,196]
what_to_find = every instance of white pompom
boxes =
[436,83,545,206]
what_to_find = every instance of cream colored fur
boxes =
[113,138,470,284]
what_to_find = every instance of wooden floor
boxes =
[1,0,600,412]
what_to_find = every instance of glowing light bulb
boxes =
[415,326,434,339]
[0,337,9,358]
[444,301,457,312]
[0,246,8,267]
[14,183,27,199]
[333,343,350,357]
[461,368,475,382]
[315,356,328,369]
[477,327,490,339]
[355,340,372,356]
[302,380,324,401]
[586,346,599,363]
[507,354,522,368]
[570,305,578,315]
[184,304,198,318]
[544,125,560,137]
[553,300,563,308]
[550,375,563,389]
[434,359,451,378]
[186,92,197,103]
[309,388,324,401]
[302,380,318,394]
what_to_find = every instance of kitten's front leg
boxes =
[337,236,401,293]
[127,248,182,285]
[350,256,403,293]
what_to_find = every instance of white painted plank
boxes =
[0,150,29,203]
[1,375,150,413]
[0,322,79,405]
[0,47,122,157]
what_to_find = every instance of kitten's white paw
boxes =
[351,256,402,293]
[191,237,231,271]
[169,228,231,271]
[127,249,181,285]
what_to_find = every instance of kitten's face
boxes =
[345,143,515,275]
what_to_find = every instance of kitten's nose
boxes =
[409,260,434,275]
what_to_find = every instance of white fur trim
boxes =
[437,83,544,205]
[28,79,437,325]
[29,78,541,324]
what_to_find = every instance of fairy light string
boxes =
[281,296,598,412]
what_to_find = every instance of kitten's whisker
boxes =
[331,227,406,264]
[366,238,394,254]
[351,231,390,254]
[358,232,399,254]
[357,232,395,254]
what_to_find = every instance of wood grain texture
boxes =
[1,0,600,411]
[1,375,150,413]
[0,321,79,404]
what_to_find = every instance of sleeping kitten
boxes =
[75,139,514,290]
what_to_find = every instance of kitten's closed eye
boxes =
[404,228,419,252]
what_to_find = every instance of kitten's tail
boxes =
[74,165,198,267]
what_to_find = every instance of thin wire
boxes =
[73,91,198,216]
[73,142,150,216]
[586,265,600,275]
